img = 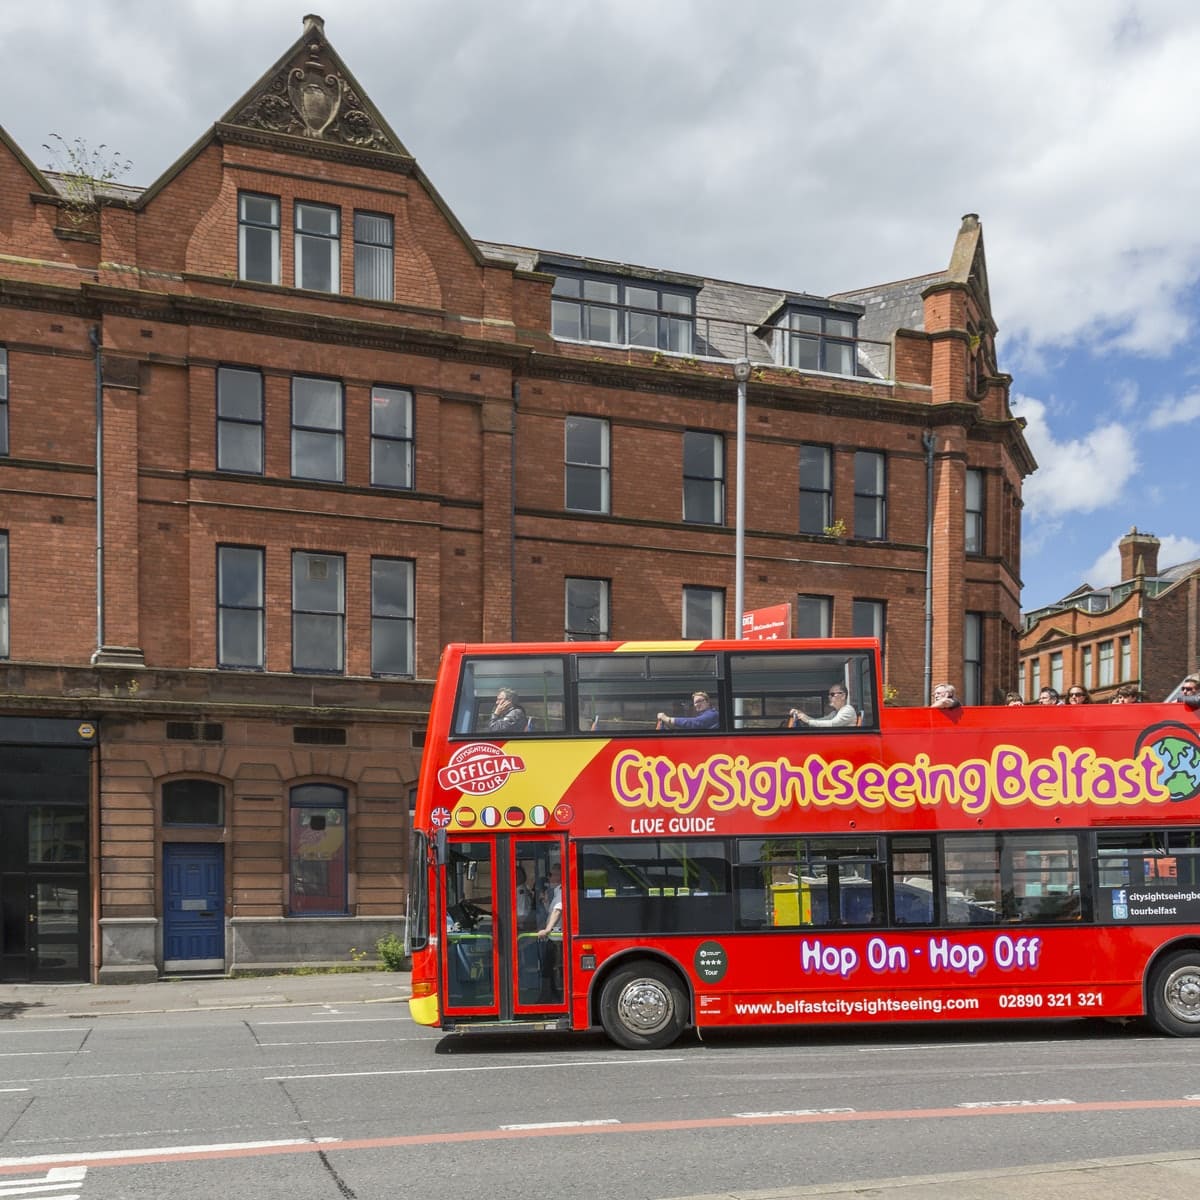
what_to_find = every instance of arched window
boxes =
[289,784,348,915]
[163,780,224,826]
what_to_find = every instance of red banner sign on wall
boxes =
[741,603,792,641]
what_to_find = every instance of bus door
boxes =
[442,839,499,1014]
[511,836,568,1016]
[440,835,569,1020]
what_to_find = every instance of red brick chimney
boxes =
[1119,527,1160,580]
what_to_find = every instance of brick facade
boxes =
[1020,529,1200,703]
[0,16,1031,982]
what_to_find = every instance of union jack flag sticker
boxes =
[431,806,452,828]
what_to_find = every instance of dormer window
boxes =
[550,271,695,353]
[773,307,858,376]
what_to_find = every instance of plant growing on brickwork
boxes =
[376,932,407,971]
[823,518,847,539]
[883,682,899,705]
[41,133,133,228]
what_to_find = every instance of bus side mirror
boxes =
[435,827,448,866]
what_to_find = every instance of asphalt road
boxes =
[1,1004,1199,1199]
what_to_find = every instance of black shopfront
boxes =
[0,718,94,982]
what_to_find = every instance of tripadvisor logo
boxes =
[1135,722,1200,803]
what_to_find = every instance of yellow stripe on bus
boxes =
[614,641,702,653]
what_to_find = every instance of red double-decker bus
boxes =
[406,638,1200,1049]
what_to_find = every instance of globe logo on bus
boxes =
[437,741,526,796]
[1136,723,1200,803]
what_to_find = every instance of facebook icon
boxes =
[1111,888,1128,920]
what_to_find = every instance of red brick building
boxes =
[1020,528,1200,703]
[0,15,1032,982]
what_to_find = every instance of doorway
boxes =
[163,844,225,971]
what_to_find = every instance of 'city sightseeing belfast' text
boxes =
[610,743,1166,818]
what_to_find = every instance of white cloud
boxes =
[1011,394,1139,519]
[1145,389,1200,429]
[1083,532,1200,588]
[6,0,1200,357]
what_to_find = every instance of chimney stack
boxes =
[1119,527,1160,580]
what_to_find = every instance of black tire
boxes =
[1147,951,1200,1036]
[599,960,688,1050]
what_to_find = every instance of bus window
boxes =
[729,650,878,731]
[943,833,1082,924]
[738,837,884,928]
[453,656,566,736]
[577,839,732,934]
[578,653,721,733]
[891,836,935,925]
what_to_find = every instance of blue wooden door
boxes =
[163,844,224,970]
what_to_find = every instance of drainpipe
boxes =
[89,326,104,658]
[923,430,935,704]
[510,380,519,641]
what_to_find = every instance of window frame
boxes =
[353,210,394,301]
[853,450,886,540]
[288,783,349,916]
[799,444,833,534]
[549,269,696,353]
[796,594,832,639]
[291,376,345,483]
[0,346,8,457]
[773,306,858,377]
[1098,640,1115,687]
[965,468,984,555]
[216,366,264,475]
[370,385,414,489]
[682,586,724,639]
[162,779,225,827]
[217,544,265,670]
[0,529,8,660]
[1050,650,1064,695]
[852,599,885,662]
[293,200,341,294]
[964,612,983,705]
[565,577,610,641]
[371,556,415,677]
[682,430,724,525]
[564,416,610,514]
[237,192,280,285]
[292,550,346,674]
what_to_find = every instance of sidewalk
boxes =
[0,969,411,1020]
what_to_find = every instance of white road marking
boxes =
[0,1138,339,1169]
[0,1165,86,1195]
[257,1038,396,1047]
[0,1089,29,1094]
[0,1030,84,1037]
[499,1119,620,1130]
[268,1056,686,1081]
[252,1017,412,1026]
[955,1098,1075,1108]
[735,1108,855,1117]
[0,1052,89,1059]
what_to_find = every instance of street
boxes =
[1,1003,1200,1199]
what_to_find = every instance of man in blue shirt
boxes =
[658,691,720,730]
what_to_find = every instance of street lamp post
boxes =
[733,357,751,639]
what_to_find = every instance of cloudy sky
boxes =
[6,0,1200,610]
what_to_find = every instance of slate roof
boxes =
[477,239,928,378]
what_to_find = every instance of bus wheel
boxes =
[600,961,687,1050]
[1148,951,1200,1036]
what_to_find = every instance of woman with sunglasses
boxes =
[1066,685,1091,704]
